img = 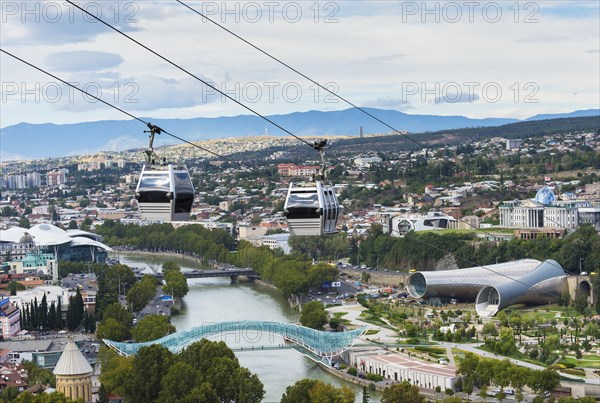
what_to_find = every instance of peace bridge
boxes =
[104,321,368,362]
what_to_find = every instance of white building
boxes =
[10,286,74,313]
[354,157,382,168]
[343,348,457,391]
[500,199,598,230]
[506,139,522,150]
[388,212,458,236]
[261,234,291,254]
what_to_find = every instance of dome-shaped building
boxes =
[53,339,93,402]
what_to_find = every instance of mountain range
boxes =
[1,108,598,160]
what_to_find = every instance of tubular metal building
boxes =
[406,259,567,317]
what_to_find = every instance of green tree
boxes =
[157,361,203,402]
[96,318,131,342]
[125,344,174,403]
[164,269,189,299]
[126,275,157,312]
[98,346,133,397]
[281,379,355,403]
[362,385,370,403]
[300,301,328,330]
[131,314,175,342]
[178,339,264,403]
[528,368,560,395]
[381,382,426,403]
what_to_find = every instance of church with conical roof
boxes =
[53,339,93,402]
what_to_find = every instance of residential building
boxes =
[261,234,291,254]
[46,171,66,187]
[354,156,382,168]
[506,139,522,150]
[0,298,20,339]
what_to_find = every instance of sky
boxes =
[1,0,599,128]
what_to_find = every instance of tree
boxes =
[98,346,133,397]
[126,275,157,312]
[164,269,189,299]
[381,382,426,403]
[98,384,109,403]
[281,379,354,403]
[131,314,175,342]
[96,318,131,342]
[7,281,25,296]
[157,361,203,402]
[178,339,264,403]
[299,301,328,330]
[125,344,174,403]
[528,368,560,395]
[362,385,370,403]
[68,220,78,229]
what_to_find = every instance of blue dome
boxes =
[535,186,555,205]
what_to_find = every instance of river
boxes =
[116,252,377,402]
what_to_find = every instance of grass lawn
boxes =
[559,356,600,369]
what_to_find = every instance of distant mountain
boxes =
[524,109,599,122]
[1,107,598,159]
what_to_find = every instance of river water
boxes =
[116,252,375,402]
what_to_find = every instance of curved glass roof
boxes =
[104,321,368,359]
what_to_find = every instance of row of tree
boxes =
[457,353,560,401]
[99,339,264,403]
[19,289,88,332]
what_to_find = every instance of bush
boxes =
[366,373,384,382]
[347,367,358,376]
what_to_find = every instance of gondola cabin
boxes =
[284,181,340,236]
[135,164,195,221]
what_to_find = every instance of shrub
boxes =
[366,373,384,382]
[347,367,358,376]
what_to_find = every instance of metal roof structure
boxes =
[406,259,566,317]
[53,339,93,376]
[407,259,541,300]
[104,321,368,360]
[0,224,111,251]
[476,259,566,317]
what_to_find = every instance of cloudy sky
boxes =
[1,0,598,128]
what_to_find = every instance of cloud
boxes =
[364,97,411,110]
[0,2,141,46]
[434,93,481,104]
[47,72,219,113]
[348,54,405,65]
[46,51,123,72]
[516,35,573,43]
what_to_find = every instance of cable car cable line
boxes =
[2,14,587,299]
[171,0,586,269]
[175,0,425,150]
[0,49,282,189]
[63,0,315,152]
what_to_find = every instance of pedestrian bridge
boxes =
[104,321,368,360]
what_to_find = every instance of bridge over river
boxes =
[152,268,257,283]
[104,321,368,364]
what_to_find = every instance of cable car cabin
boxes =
[135,164,195,221]
[284,181,340,236]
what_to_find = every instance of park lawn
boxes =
[559,356,600,369]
